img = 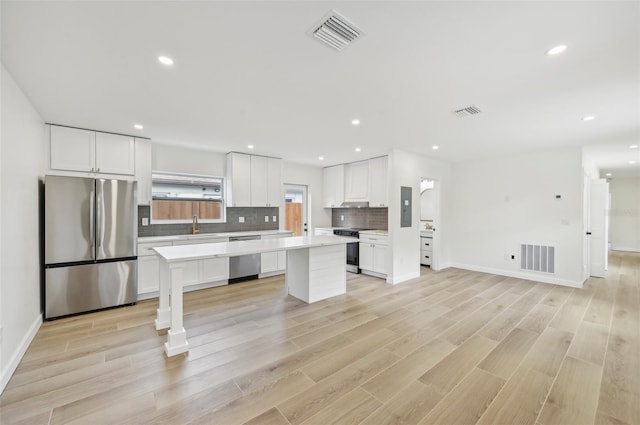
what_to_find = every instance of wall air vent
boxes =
[520,244,555,274]
[453,105,483,117]
[309,10,363,52]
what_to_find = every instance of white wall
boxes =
[387,149,453,284]
[609,177,640,252]
[152,143,226,176]
[449,148,585,287]
[420,187,436,220]
[1,65,47,393]
[283,162,331,231]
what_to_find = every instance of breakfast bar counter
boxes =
[153,235,350,356]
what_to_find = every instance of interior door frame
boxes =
[283,183,308,236]
[420,177,441,271]
[589,178,609,278]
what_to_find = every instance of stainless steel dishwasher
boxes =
[228,235,261,283]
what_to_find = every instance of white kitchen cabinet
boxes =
[227,153,281,207]
[359,232,388,278]
[251,156,282,207]
[134,138,152,205]
[137,236,229,298]
[368,156,388,207]
[322,164,345,208]
[50,126,95,172]
[50,125,135,176]
[344,161,369,202]
[260,232,291,276]
[226,152,252,207]
[95,132,135,175]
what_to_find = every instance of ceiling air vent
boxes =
[453,105,483,117]
[310,11,362,52]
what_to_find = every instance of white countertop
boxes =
[421,230,434,237]
[153,235,352,262]
[360,230,388,236]
[139,230,293,244]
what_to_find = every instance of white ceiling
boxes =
[2,1,639,170]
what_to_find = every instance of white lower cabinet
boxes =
[358,232,388,278]
[421,235,433,266]
[137,237,229,298]
[260,232,292,276]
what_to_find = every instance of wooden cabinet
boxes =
[322,164,345,208]
[251,156,282,207]
[50,125,134,175]
[359,232,388,277]
[227,153,282,207]
[344,161,369,202]
[368,156,388,207]
[134,138,152,205]
[260,233,291,276]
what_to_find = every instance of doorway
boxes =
[420,178,441,270]
[284,184,308,236]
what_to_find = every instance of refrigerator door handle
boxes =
[90,189,96,258]
[96,181,104,251]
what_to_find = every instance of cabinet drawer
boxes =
[359,234,388,245]
[138,241,172,257]
[421,237,433,250]
[421,253,432,266]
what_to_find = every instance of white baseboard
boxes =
[449,263,584,288]
[1,313,42,394]
[611,246,640,253]
[387,270,421,285]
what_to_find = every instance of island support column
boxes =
[155,258,190,356]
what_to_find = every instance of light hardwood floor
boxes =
[1,251,638,425]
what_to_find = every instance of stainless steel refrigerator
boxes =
[44,175,138,319]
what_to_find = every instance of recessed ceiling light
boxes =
[630,160,637,165]
[432,145,439,150]
[355,147,361,152]
[605,173,612,177]
[546,44,567,56]
[351,119,360,126]
[319,156,325,161]
[630,145,639,149]
[582,116,595,122]
[247,145,254,149]
[134,124,143,130]
[158,56,174,66]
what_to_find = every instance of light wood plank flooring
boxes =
[1,251,638,425]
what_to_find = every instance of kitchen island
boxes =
[153,235,350,356]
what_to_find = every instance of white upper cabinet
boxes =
[226,152,252,207]
[344,161,369,202]
[322,164,345,208]
[227,153,282,207]
[368,156,388,207]
[50,125,135,176]
[50,126,95,172]
[95,132,135,175]
[250,156,282,207]
[134,138,152,205]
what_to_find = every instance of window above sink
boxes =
[151,172,225,223]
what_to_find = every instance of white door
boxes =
[589,179,609,278]
[284,184,308,236]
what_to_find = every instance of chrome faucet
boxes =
[192,215,199,235]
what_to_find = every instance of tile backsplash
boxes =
[332,208,388,230]
[138,206,279,237]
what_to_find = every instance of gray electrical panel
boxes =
[401,186,412,228]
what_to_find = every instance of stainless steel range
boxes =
[333,228,370,273]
